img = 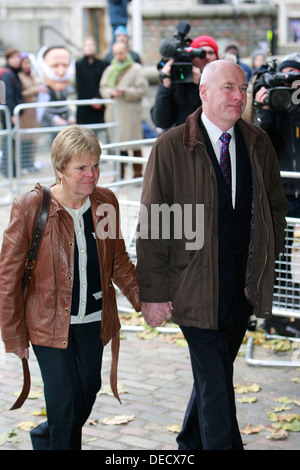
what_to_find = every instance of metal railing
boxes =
[0,105,14,205]
[1,104,300,348]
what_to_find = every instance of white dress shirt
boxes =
[201,112,236,208]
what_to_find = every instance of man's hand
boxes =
[142,301,173,328]
[254,86,269,109]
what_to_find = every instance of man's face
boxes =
[43,48,71,91]
[112,43,128,63]
[200,62,248,131]
[192,46,218,71]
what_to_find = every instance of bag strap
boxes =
[10,186,51,411]
[21,186,51,291]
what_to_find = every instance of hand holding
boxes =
[142,301,173,328]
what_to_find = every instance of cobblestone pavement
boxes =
[0,178,300,452]
[0,328,300,451]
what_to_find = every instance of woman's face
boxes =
[57,153,100,201]
[8,52,21,69]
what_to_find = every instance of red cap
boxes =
[190,36,219,59]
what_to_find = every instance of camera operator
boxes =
[151,32,219,130]
[253,52,300,336]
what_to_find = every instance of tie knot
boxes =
[220,132,231,146]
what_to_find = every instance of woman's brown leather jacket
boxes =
[0,183,141,399]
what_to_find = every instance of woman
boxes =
[19,52,46,171]
[0,125,141,450]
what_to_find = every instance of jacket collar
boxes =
[183,107,261,154]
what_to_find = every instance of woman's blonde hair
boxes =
[51,125,101,182]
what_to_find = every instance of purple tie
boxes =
[219,132,232,192]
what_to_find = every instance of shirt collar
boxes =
[201,111,235,145]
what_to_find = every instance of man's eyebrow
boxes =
[222,81,248,87]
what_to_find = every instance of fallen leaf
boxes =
[280,420,300,432]
[263,339,292,352]
[291,377,300,384]
[31,407,47,416]
[235,383,261,394]
[275,396,294,405]
[88,418,98,426]
[241,424,264,435]
[100,415,135,426]
[138,328,158,340]
[17,421,37,431]
[265,425,288,440]
[166,424,181,434]
[272,405,291,412]
[13,390,43,400]
[98,383,127,396]
[237,396,257,404]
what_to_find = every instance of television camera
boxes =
[157,22,206,84]
[253,58,300,112]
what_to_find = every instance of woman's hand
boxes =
[14,348,29,360]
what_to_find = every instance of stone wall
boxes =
[139,4,276,68]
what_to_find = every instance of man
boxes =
[224,42,252,81]
[100,41,148,178]
[151,35,219,130]
[136,61,289,449]
[36,45,76,127]
[104,25,142,65]
[75,36,107,125]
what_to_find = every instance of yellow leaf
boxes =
[237,396,257,404]
[166,424,181,434]
[291,377,300,384]
[17,421,37,431]
[31,407,47,416]
[100,415,135,425]
[235,383,261,394]
[275,396,294,404]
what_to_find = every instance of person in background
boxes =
[104,25,142,65]
[150,35,219,130]
[108,0,131,35]
[251,50,267,75]
[0,125,141,450]
[18,53,47,172]
[75,36,107,127]
[36,45,76,127]
[224,42,252,82]
[0,48,23,177]
[100,41,148,178]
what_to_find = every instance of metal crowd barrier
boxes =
[0,105,14,205]
[12,99,119,193]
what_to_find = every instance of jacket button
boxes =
[62,341,67,347]
[67,276,72,280]
[65,308,69,312]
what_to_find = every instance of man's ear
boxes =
[199,83,207,102]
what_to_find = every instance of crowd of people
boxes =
[0,20,300,451]
[0,28,268,178]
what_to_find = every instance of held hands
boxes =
[142,301,173,328]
